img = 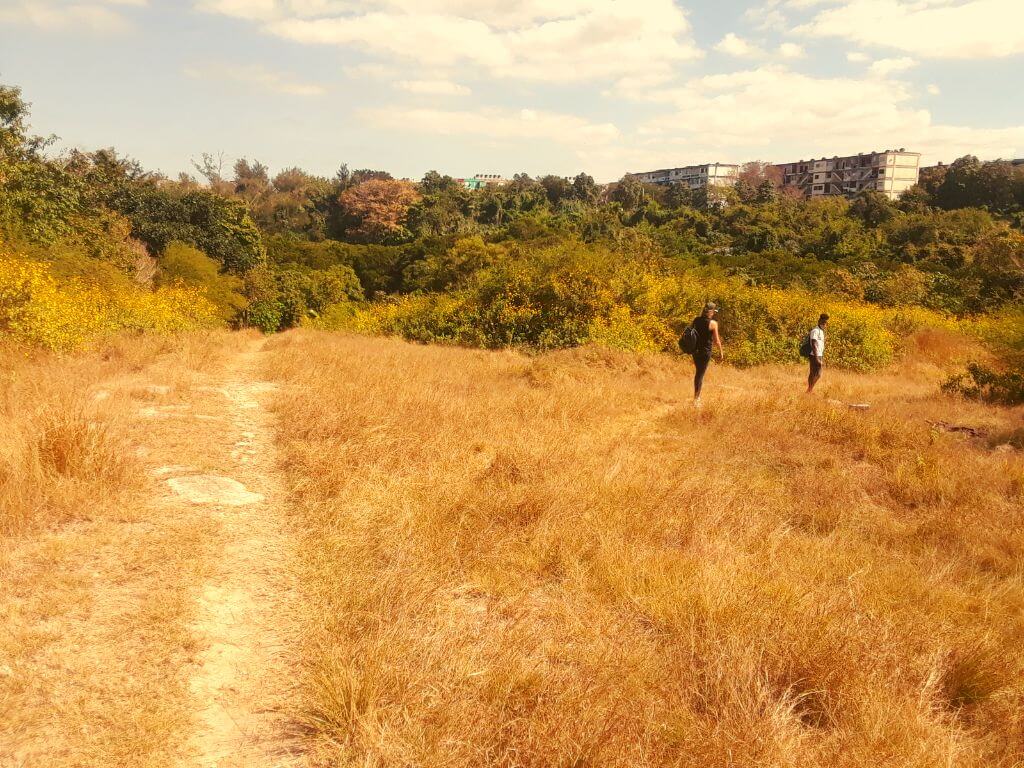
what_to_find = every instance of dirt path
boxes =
[154,338,302,767]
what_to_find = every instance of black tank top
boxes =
[693,316,714,357]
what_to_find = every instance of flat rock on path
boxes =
[167,475,265,506]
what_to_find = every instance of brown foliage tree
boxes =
[737,160,783,188]
[338,179,420,243]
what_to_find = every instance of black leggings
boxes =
[693,353,711,397]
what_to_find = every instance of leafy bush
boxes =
[942,363,1024,405]
[241,264,284,333]
[113,185,266,273]
[320,294,471,344]
[157,241,247,323]
[316,240,923,370]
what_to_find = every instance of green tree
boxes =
[539,175,572,206]
[610,176,646,211]
[405,235,504,292]
[241,263,283,332]
[113,184,266,272]
[0,84,32,163]
[571,173,598,203]
[849,191,898,227]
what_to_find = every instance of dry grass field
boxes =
[265,329,1024,768]
[2,327,1021,768]
[0,332,255,767]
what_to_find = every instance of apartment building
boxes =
[628,162,739,189]
[776,149,920,200]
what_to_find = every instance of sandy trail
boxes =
[158,338,302,768]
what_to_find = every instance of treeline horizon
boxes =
[1,81,1022,399]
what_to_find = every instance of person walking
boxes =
[691,302,724,407]
[807,313,829,394]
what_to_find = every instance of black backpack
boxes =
[679,324,699,355]
[799,332,813,358]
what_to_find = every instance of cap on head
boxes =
[704,302,718,313]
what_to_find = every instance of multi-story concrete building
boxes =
[776,149,920,200]
[628,162,739,189]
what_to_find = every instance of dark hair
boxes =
[819,313,830,324]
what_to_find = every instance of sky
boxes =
[1,0,1023,182]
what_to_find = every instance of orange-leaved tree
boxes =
[338,179,420,244]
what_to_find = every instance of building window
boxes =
[813,185,824,191]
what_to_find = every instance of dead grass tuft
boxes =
[36,406,133,481]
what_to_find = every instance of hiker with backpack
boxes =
[680,302,724,407]
[801,313,829,394]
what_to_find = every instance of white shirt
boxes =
[810,326,825,358]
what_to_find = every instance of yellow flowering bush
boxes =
[587,305,674,353]
[317,271,968,370]
[317,294,471,345]
[309,241,1002,372]
[969,309,1024,360]
[0,255,219,351]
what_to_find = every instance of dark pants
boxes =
[808,356,823,388]
[693,353,711,397]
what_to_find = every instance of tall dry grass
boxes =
[266,329,1024,767]
[0,331,244,766]
[0,332,239,536]
[1,341,143,536]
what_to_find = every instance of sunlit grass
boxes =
[267,329,1024,767]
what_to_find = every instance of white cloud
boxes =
[777,42,805,59]
[342,62,398,80]
[868,56,917,77]
[715,34,805,60]
[0,0,146,33]
[184,63,326,96]
[198,0,703,83]
[743,0,786,31]
[714,33,764,58]
[189,0,1023,180]
[195,0,272,18]
[795,0,1024,59]
[613,66,1023,169]
[926,83,941,95]
[361,105,619,146]
[394,79,471,96]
